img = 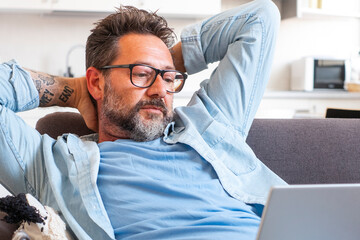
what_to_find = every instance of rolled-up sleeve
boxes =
[0,60,45,198]
[0,60,39,112]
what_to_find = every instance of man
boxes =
[0,0,286,239]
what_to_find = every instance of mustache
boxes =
[134,99,168,115]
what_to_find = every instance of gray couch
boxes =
[1,114,360,238]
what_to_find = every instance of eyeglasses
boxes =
[100,64,187,93]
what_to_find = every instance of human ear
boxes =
[86,67,105,101]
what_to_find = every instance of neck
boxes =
[98,119,130,143]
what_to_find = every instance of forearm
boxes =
[25,69,85,108]
[170,42,186,73]
[1,61,97,131]
[25,69,98,131]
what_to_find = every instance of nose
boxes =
[146,74,167,98]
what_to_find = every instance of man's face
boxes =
[100,33,175,141]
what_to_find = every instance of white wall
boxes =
[0,13,93,76]
[0,12,199,77]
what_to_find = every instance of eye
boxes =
[163,72,176,83]
[164,77,175,83]
[132,66,153,79]
[134,72,151,78]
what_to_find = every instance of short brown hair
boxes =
[86,6,175,70]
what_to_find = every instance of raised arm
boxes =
[25,69,98,131]
[180,0,280,136]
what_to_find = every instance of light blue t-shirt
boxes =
[97,138,262,240]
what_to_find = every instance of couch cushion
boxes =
[247,119,360,184]
[35,112,94,138]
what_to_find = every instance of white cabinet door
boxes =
[0,0,221,18]
[0,0,52,11]
[51,0,121,12]
[138,0,221,17]
[282,0,360,19]
[52,0,221,18]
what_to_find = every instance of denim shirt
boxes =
[0,0,286,239]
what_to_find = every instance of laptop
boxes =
[256,184,360,240]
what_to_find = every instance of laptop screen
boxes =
[256,184,360,240]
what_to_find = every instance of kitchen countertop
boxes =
[263,90,360,99]
[176,90,360,99]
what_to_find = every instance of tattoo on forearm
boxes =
[59,85,74,103]
[40,89,54,105]
[27,69,76,106]
[39,75,55,86]
[35,80,41,93]
[27,69,55,92]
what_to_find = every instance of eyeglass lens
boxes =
[131,65,184,92]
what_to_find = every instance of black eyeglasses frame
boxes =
[100,63,187,93]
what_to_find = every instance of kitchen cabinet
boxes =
[0,0,52,12]
[0,0,221,18]
[137,0,221,18]
[51,0,120,13]
[281,0,360,19]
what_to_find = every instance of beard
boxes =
[101,81,173,142]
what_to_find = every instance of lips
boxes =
[135,99,168,116]
[140,105,166,115]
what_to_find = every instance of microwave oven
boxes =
[290,57,350,91]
